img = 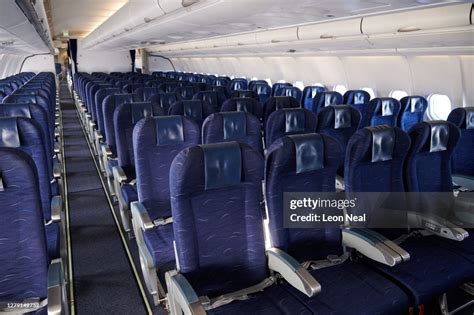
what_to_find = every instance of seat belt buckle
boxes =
[327,255,342,264]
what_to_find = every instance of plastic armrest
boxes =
[54,142,61,154]
[165,271,206,315]
[101,144,112,157]
[342,228,409,266]
[51,195,62,223]
[53,163,62,179]
[408,212,469,241]
[113,165,128,184]
[47,259,63,315]
[131,201,154,231]
[267,248,320,297]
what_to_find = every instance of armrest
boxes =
[131,201,154,231]
[112,165,128,184]
[95,131,103,141]
[342,228,410,266]
[53,163,62,179]
[54,142,61,154]
[101,144,113,157]
[47,258,63,315]
[267,248,320,297]
[165,271,206,315]
[407,212,468,241]
[51,195,62,223]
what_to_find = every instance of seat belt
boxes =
[0,298,48,314]
[393,230,432,245]
[198,276,276,311]
[153,216,173,226]
[301,252,351,270]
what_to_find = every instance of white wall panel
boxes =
[22,54,55,73]
[76,41,131,73]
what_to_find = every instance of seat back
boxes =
[193,91,224,112]
[280,86,303,103]
[202,112,263,153]
[95,88,121,132]
[265,108,317,148]
[123,83,144,94]
[3,94,53,134]
[174,86,196,100]
[229,78,248,91]
[250,82,272,104]
[364,98,400,127]
[230,90,259,101]
[0,148,48,301]
[158,82,179,93]
[169,100,215,127]
[213,76,231,87]
[170,142,265,297]
[148,92,179,114]
[134,87,160,102]
[447,107,474,176]
[134,116,200,218]
[263,96,301,126]
[102,94,134,153]
[345,125,410,192]
[265,134,343,261]
[311,91,343,114]
[404,121,459,192]
[114,102,164,178]
[272,82,292,97]
[398,96,428,131]
[343,90,371,105]
[302,86,326,109]
[220,97,262,120]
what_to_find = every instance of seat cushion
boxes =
[45,223,59,259]
[207,284,311,315]
[283,261,409,315]
[107,159,118,174]
[365,236,474,306]
[143,223,176,275]
[424,233,474,263]
[121,183,138,205]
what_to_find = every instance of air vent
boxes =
[182,0,200,7]
[1,40,15,46]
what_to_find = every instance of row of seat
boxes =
[0,72,67,314]
[72,71,473,314]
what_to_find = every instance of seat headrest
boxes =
[131,102,153,124]
[183,100,203,120]
[344,90,370,105]
[0,118,20,148]
[466,108,474,129]
[333,105,352,129]
[405,96,427,113]
[426,121,449,153]
[202,141,242,190]
[114,94,134,107]
[102,87,120,96]
[284,108,305,133]
[0,104,31,118]
[155,116,184,145]
[288,133,324,173]
[304,86,325,99]
[368,125,395,162]
[222,112,247,140]
[235,98,254,113]
[322,92,343,107]
[275,96,297,109]
[8,94,36,104]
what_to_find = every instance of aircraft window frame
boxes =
[362,87,376,100]
[389,90,409,100]
[294,81,305,90]
[427,93,452,120]
[333,84,347,95]
[265,78,273,86]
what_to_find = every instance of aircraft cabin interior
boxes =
[1,0,474,314]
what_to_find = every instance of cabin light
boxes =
[397,26,421,33]
[144,17,153,23]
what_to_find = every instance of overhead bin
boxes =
[362,3,472,35]
[255,28,298,44]
[298,18,362,40]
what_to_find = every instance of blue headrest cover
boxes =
[131,102,153,124]
[0,104,31,118]
[353,91,368,105]
[103,87,120,96]
[0,118,20,148]
[183,100,203,120]
[368,125,395,162]
[10,94,36,104]
[333,105,351,129]
[409,97,425,112]
[285,109,305,133]
[155,116,184,145]
[223,112,246,140]
[115,94,134,107]
[289,133,324,173]
[235,98,253,113]
[307,86,324,98]
[381,99,395,116]
[466,108,474,129]
[202,141,242,190]
[324,92,340,106]
[426,121,449,152]
[275,97,291,109]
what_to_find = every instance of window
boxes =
[265,78,273,86]
[362,87,376,100]
[312,82,326,88]
[333,84,347,95]
[294,81,305,90]
[427,94,452,120]
[251,77,259,81]
[389,90,408,100]
[277,79,286,83]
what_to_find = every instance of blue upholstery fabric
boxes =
[102,94,134,154]
[229,78,248,91]
[133,116,200,221]
[158,82,179,93]
[193,91,226,112]
[94,88,120,132]
[302,86,326,110]
[317,105,361,175]
[88,83,112,122]
[280,86,303,103]
[134,87,160,102]
[148,92,179,114]
[311,91,343,114]
[398,96,428,131]
[170,143,265,298]
[263,96,301,126]
[250,82,272,104]
[168,100,216,127]
[143,223,176,276]
[265,108,317,148]
[272,82,292,97]
[230,90,259,101]
[220,97,262,120]
[345,126,411,192]
[202,112,263,154]
[343,90,371,105]
[363,98,401,127]
[114,102,164,180]
[404,121,459,192]
[175,86,197,100]
[121,183,138,206]
[0,148,48,302]
[447,107,474,176]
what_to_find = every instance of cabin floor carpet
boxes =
[61,81,151,314]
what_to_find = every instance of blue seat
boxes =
[0,148,65,314]
[398,96,428,131]
[213,76,231,88]
[113,102,164,232]
[130,116,200,304]
[343,90,371,106]
[250,82,272,104]
[263,96,301,126]
[363,97,401,127]
[230,90,259,101]
[175,85,197,100]
[316,105,361,175]
[123,83,144,94]
[272,82,292,97]
[229,78,248,91]
[220,97,262,121]
[279,86,303,103]
[168,100,215,128]
[158,82,179,93]
[134,87,160,102]
[165,141,317,314]
[94,88,121,151]
[193,90,226,112]
[311,91,343,114]
[447,107,474,181]
[265,133,410,315]
[265,108,317,148]
[302,85,326,110]
[148,92,180,114]
[202,112,263,154]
